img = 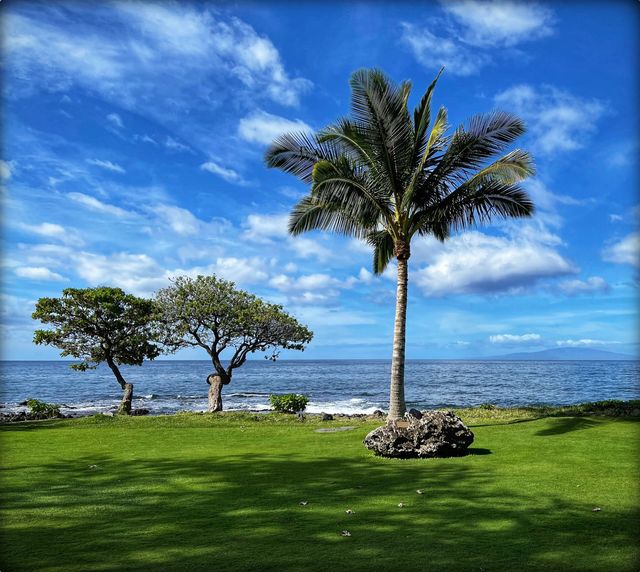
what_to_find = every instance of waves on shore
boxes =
[0,394,388,417]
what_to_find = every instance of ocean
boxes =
[1,359,638,416]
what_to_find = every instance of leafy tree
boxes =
[32,287,161,415]
[155,275,313,412]
[265,68,535,420]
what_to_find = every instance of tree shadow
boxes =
[534,416,601,436]
[1,450,637,571]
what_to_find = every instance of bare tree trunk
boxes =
[388,255,409,421]
[117,383,134,415]
[207,373,230,412]
[106,356,133,416]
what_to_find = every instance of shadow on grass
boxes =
[534,416,600,436]
[1,451,638,571]
[467,447,492,455]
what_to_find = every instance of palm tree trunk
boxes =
[388,256,408,420]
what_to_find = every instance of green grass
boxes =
[1,411,638,571]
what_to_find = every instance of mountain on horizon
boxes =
[484,347,636,361]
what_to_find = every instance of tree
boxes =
[155,275,313,412]
[32,287,161,415]
[265,68,535,420]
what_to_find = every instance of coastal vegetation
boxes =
[32,287,161,415]
[1,408,638,571]
[154,275,313,412]
[266,68,535,420]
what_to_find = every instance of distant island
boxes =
[484,347,636,361]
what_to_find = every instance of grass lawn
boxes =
[1,410,638,571]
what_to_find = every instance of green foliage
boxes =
[32,287,161,380]
[268,393,310,413]
[479,403,497,410]
[155,275,313,379]
[265,68,535,274]
[25,399,60,418]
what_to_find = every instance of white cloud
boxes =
[0,160,14,180]
[557,276,610,296]
[602,232,639,268]
[74,251,167,294]
[67,192,130,218]
[412,229,576,296]
[494,85,607,155]
[238,110,312,145]
[18,222,83,246]
[86,158,126,174]
[402,1,554,76]
[288,237,331,262]
[106,113,123,129]
[5,4,310,112]
[609,214,624,223]
[201,160,246,185]
[14,266,66,281]
[489,333,541,344]
[400,25,488,76]
[441,1,554,46]
[152,204,201,236]
[270,273,341,292]
[164,136,190,152]
[556,339,619,348]
[244,213,289,242]
[206,257,269,285]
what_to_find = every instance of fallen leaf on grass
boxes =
[345,509,354,515]
[398,503,405,508]
[299,501,309,506]
[591,507,601,512]
[340,530,352,537]
[416,489,424,495]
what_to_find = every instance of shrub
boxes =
[26,399,61,418]
[479,403,497,410]
[269,393,309,414]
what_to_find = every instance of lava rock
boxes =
[372,410,385,418]
[363,410,474,458]
[321,413,334,421]
[408,408,422,419]
[131,408,150,416]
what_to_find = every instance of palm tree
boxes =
[265,68,535,420]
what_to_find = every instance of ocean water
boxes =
[1,359,638,416]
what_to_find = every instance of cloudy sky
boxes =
[2,1,638,360]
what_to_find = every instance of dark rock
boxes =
[408,408,422,419]
[372,410,385,418]
[363,410,474,458]
[18,400,28,406]
[0,410,68,424]
[321,413,334,421]
[131,408,150,416]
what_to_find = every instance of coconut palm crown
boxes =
[265,68,535,420]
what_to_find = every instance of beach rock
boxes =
[131,408,150,416]
[372,410,385,418]
[408,408,422,419]
[321,413,334,421]
[363,410,474,458]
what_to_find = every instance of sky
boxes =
[1,0,638,360]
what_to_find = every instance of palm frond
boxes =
[412,181,534,236]
[349,69,414,195]
[289,195,374,238]
[366,229,396,274]
[413,67,444,150]
[264,131,340,184]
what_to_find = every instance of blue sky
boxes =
[2,1,638,360]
